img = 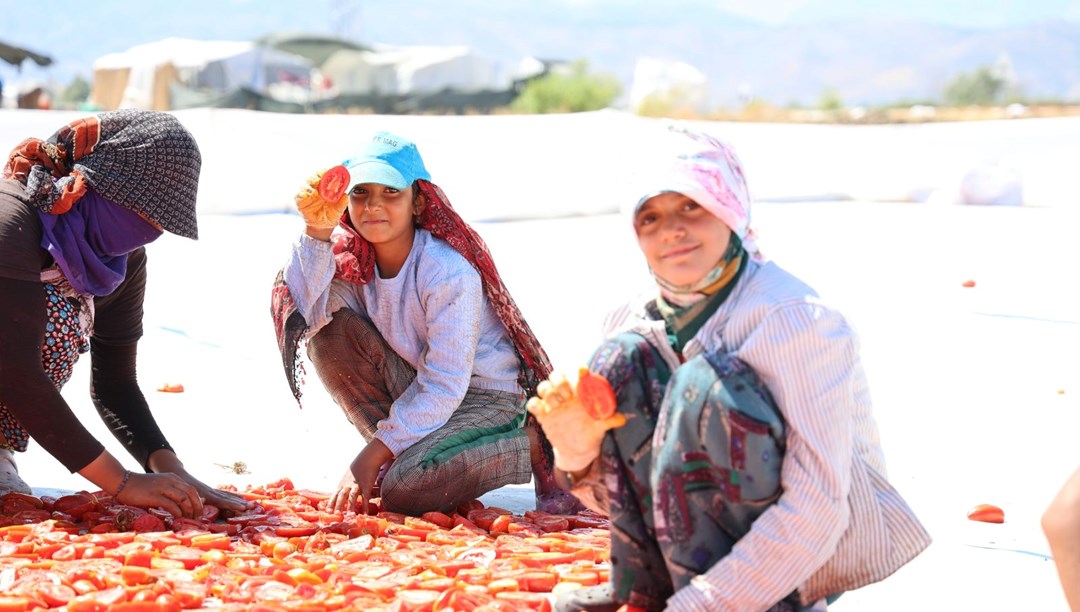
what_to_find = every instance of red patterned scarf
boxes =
[271,180,552,405]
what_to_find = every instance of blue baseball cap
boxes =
[344,131,431,190]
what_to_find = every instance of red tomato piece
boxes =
[35,583,77,608]
[496,590,554,611]
[489,514,512,533]
[318,165,350,202]
[0,596,33,612]
[395,589,442,609]
[132,513,166,533]
[456,499,485,517]
[53,493,95,520]
[1,492,44,514]
[420,511,454,529]
[468,508,502,531]
[516,571,559,592]
[570,515,610,529]
[404,516,441,531]
[199,504,221,523]
[534,515,571,533]
[275,524,318,538]
[436,587,496,610]
[576,368,617,419]
[967,503,1005,523]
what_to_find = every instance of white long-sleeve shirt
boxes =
[600,258,930,610]
[283,229,522,455]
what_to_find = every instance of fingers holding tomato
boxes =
[119,473,203,518]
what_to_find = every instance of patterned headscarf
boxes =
[271,180,553,405]
[3,109,201,239]
[632,123,760,260]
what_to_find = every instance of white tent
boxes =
[320,44,542,96]
[91,38,317,110]
[629,57,709,115]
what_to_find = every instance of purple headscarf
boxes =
[39,188,163,296]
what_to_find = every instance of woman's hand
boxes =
[526,370,626,473]
[147,449,255,514]
[184,477,253,514]
[116,472,204,518]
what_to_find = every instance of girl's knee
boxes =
[308,310,377,362]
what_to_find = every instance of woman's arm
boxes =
[0,277,107,470]
[0,277,201,515]
[89,339,172,468]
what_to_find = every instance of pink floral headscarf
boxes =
[633,123,762,260]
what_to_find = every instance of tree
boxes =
[57,76,91,109]
[818,87,844,111]
[944,65,1008,106]
[511,59,620,114]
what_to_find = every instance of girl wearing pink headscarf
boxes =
[528,125,930,611]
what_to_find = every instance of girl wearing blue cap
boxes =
[527,125,930,611]
[272,131,576,516]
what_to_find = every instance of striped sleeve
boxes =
[666,301,858,611]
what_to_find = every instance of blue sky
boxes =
[2,0,1078,87]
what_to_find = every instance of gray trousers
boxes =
[307,308,532,515]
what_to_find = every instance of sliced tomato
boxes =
[132,513,167,533]
[0,596,32,612]
[404,516,441,531]
[496,590,554,611]
[967,503,1005,523]
[468,508,503,531]
[53,493,95,519]
[1,492,44,514]
[570,515,610,529]
[33,583,77,608]
[489,514,512,533]
[456,499,485,517]
[275,524,318,538]
[576,368,617,419]
[420,511,454,529]
[199,504,221,523]
[516,571,559,592]
[318,165,350,202]
[436,587,496,610]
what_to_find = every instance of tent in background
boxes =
[629,57,709,116]
[256,32,369,68]
[90,38,324,111]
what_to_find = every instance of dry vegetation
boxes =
[665,103,1080,124]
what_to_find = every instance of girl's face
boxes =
[634,192,732,287]
[348,183,422,249]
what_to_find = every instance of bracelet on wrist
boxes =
[113,470,132,498]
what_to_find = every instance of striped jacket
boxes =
[598,258,931,610]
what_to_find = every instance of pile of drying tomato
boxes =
[0,478,613,611]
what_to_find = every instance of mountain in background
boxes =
[3,0,1079,108]
[346,1,1080,107]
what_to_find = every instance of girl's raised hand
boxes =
[295,165,350,233]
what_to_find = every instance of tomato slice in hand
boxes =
[319,165,350,202]
[576,368,617,419]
